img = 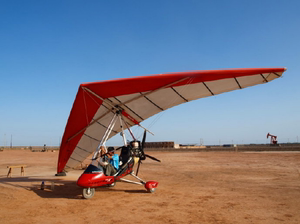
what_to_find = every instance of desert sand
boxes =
[0,149,300,224]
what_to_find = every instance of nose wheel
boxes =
[83,188,95,199]
[147,188,156,193]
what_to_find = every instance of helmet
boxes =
[130,141,139,149]
[107,147,115,152]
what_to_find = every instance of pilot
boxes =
[130,141,139,149]
[108,147,119,170]
[99,146,117,176]
[130,141,141,165]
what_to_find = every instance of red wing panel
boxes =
[57,87,103,172]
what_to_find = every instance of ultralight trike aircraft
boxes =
[77,111,161,199]
[56,68,286,199]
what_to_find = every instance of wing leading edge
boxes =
[57,68,286,173]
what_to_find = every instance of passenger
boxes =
[108,147,119,170]
[99,146,116,176]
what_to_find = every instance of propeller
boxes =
[136,130,161,175]
[141,129,146,151]
[136,158,142,175]
[136,130,146,175]
[145,154,161,162]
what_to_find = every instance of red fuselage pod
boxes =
[144,181,159,190]
[114,160,134,181]
[77,164,114,188]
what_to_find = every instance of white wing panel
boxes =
[65,110,117,170]
[92,103,112,121]
[85,108,124,141]
[109,94,144,123]
[66,140,93,170]
[76,136,98,152]
[65,159,79,170]
[115,92,141,104]
[124,96,162,120]
[145,88,186,110]
[237,74,264,88]
[205,78,240,95]
[174,82,212,101]
[265,72,282,81]
[71,147,91,161]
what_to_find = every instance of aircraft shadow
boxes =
[0,176,83,199]
[94,187,148,194]
[123,189,149,194]
[0,176,149,199]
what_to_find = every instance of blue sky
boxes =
[0,0,299,146]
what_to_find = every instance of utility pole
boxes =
[200,138,204,146]
[10,135,12,148]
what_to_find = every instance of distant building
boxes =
[144,141,179,148]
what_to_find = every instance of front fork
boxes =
[119,171,146,185]
[119,171,159,191]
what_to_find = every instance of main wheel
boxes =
[147,188,156,193]
[82,188,95,199]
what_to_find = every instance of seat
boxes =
[119,146,131,165]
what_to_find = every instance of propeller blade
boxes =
[136,159,141,175]
[141,130,147,150]
[115,146,123,151]
[145,154,161,162]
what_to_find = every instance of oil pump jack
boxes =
[267,133,278,145]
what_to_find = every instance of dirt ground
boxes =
[0,150,300,224]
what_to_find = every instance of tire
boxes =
[147,188,156,193]
[82,188,95,199]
